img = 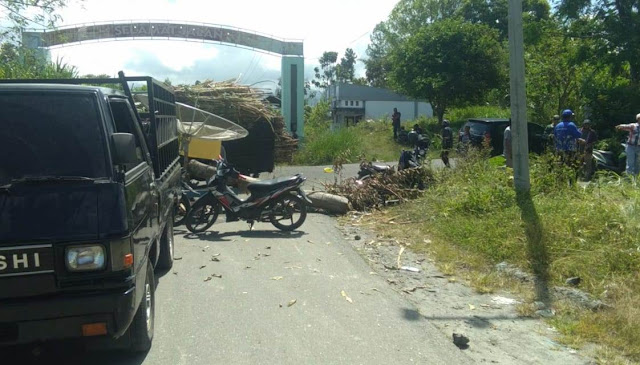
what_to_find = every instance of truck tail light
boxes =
[124,253,134,268]
[82,323,107,337]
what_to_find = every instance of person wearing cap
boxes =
[554,109,582,163]
[579,119,598,180]
[615,113,640,177]
[441,120,453,167]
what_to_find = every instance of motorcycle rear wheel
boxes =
[269,194,307,231]
[185,195,221,233]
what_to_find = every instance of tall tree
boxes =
[336,48,357,83]
[389,18,505,121]
[312,51,338,89]
[557,0,640,83]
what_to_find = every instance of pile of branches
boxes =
[325,166,435,211]
[173,80,298,163]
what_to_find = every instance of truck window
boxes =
[0,92,107,186]
[109,99,146,169]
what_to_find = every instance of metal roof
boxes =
[331,83,416,102]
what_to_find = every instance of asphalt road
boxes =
[2,163,469,365]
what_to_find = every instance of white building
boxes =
[326,83,433,127]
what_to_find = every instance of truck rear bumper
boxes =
[0,287,136,345]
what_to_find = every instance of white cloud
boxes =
[45,0,399,83]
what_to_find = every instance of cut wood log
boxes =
[306,192,350,215]
[187,160,216,181]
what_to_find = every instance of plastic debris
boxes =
[287,299,297,307]
[492,296,519,305]
[400,266,421,273]
[271,276,284,281]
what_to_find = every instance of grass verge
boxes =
[362,150,640,362]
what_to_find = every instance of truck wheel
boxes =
[130,260,155,352]
[157,215,175,270]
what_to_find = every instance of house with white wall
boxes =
[326,83,433,127]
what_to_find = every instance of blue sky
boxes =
[39,0,400,86]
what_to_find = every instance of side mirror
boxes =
[111,133,139,166]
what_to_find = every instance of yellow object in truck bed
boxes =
[180,138,222,160]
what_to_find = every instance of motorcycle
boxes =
[357,162,393,180]
[592,143,626,175]
[184,157,311,233]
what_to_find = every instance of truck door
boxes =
[109,98,157,271]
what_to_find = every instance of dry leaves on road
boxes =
[271,276,284,281]
[341,290,353,303]
[287,299,297,307]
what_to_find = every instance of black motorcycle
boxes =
[357,162,393,180]
[184,158,311,233]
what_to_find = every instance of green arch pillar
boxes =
[281,56,304,139]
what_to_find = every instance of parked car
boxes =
[461,118,547,156]
[0,73,181,352]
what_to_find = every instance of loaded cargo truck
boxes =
[0,72,181,351]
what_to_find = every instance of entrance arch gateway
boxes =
[22,21,305,137]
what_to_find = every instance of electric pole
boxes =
[508,0,530,191]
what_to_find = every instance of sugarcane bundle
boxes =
[324,167,435,211]
[173,80,298,163]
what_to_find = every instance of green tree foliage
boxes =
[389,19,505,121]
[0,0,77,40]
[0,42,78,79]
[312,51,338,89]
[557,0,640,84]
[336,48,357,83]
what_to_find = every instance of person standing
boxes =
[554,109,582,164]
[441,120,453,167]
[579,119,598,180]
[615,113,640,177]
[545,114,560,147]
[504,124,513,168]
[460,125,471,155]
[392,108,401,140]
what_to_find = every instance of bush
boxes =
[294,127,363,165]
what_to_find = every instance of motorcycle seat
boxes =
[247,175,300,194]
[371,164,391,172]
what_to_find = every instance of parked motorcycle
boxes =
[357,162,393,180]
[184,157,311,233]
[592,143,626,175]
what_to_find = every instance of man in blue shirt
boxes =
[554,109,583,163]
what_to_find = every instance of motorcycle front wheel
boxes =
[269,194,307,231]
[173,195,191,226]
[185,195,221,233]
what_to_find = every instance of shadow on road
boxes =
[181,229,307,242]
[516,190,551,306]
[1,341,148,365]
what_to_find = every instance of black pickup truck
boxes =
[0,73,180,351]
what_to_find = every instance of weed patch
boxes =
[364,150,640,361]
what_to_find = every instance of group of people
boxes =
[539,109,598,179]
[508,109,640,180]
[392,106,640,179]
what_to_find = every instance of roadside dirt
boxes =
[339,212,596,365]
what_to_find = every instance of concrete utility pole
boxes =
[508,0,531,191]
